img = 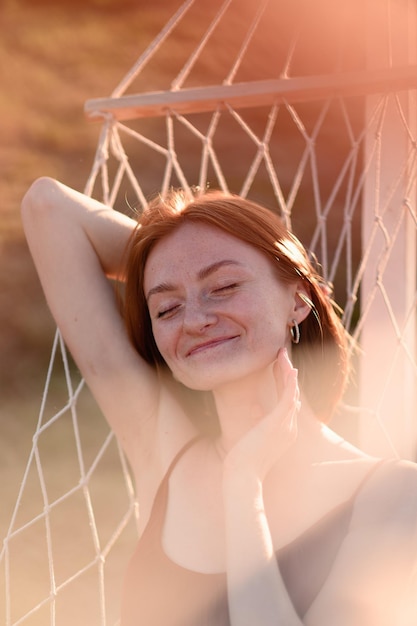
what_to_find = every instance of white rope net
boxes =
[2,0,417,624]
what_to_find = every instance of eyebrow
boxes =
[145,259,244,301]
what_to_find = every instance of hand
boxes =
[223,349,300,483]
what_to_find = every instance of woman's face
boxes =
[143,222,305,391]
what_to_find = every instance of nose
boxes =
[182,299,217,333]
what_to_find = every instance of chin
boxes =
[171,363,229,391]
[167,343,280,390]
[176,362,273,393]
[174,374,221,392]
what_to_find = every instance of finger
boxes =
[273,347,290,385]
[274,348,298,396]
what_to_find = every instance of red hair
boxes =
[123,189,349,422]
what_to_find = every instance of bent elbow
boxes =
[21,176,61,227]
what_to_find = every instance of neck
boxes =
[212,363,279,451]
[212,368,324,459]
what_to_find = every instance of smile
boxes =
[186,336,239,357]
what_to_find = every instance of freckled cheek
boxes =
[246,308,287,346]
[151,325,178,362]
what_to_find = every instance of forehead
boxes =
[143,222,270,287]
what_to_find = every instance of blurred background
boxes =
[0,0,179,533]
[1,0,366,527]
[0,0,407,536]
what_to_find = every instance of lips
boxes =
[186,335,239,357]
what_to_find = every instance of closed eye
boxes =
[157,304,181,319]
[213,283,239,294]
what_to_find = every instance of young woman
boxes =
[22,177,417,626]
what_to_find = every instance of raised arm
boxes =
[21,178,190,481]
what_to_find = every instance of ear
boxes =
[291,280,312,325]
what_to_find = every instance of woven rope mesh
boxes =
[2,1,417,624]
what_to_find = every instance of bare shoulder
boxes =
[352,457,417,532]
[304,459,417,625]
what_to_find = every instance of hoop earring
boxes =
[290,320,300,344]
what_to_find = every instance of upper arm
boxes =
[304,461,417,626]
[21,178,192,473]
